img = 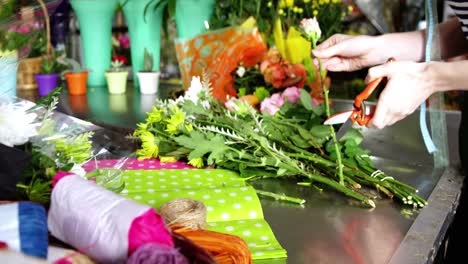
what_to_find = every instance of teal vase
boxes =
[175,0,215,40]
[121,0,164,87]
[70,0,118,86]
[0,53,18,99]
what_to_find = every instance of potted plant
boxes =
[137,48,160,95]
[59,57,89,96]
[105,59,128,94]
[120,0,164,87]
[34,57,61,97]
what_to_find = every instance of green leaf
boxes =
[339,128,364,145]
[238,87,247,97]
[300,89,313,110]
[174,131,230,165]
[303,56,316,83]
[310,125,332,140]
[253,86,270,101]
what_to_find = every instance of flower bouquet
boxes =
[133,75,427,208]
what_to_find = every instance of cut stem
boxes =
[255,189,306,205]
[316,57,345,186]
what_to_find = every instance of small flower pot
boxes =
[35,73,59,97]
[137,72,160,94]
[65,72,88,95]
[105,71,128,94]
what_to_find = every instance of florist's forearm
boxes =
[427,60,468,92]
[375,30,425,62]
[438,18,468,60]
[373,18,468,63]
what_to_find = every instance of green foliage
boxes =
[209,0,348,43]
[57,56,88,73]
[0,0,18,20]
[143,48,154,72]
[86,168,126,193]
[175,131,230,165]
[253,87,270,101]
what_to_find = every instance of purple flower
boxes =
[282,86,301,104]
[118,35,130,49]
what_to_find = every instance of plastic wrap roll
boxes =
[48,175,173,264]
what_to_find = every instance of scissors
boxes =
[324,58,395,139]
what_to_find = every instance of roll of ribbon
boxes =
[48,175,174,263]
[0,202,48,258]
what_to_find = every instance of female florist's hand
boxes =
[365,61,437,129]
[312,34,388,72]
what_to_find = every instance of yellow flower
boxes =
[279,0,285,8]
[160,156,177,162]
[133,122,148,136]
[303,0,310,3]
[348,5,353,12]
[298,7,303,13]
[165,106,185,134]
[267,1,273,7]
[188,157,204,168]
[147,106,164,124]
[293,6,299,12]
[285,0,294,7]
[313,9,318,16]
[136,131,159,160]
[278,9,284,15]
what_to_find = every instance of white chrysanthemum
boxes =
[184,76,211,109]
[0,103,40,147]
[184,76,203,103]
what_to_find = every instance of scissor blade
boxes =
[335,118,354,140]
[324,111,353,125]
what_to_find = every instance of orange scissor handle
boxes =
[352,57,396,126]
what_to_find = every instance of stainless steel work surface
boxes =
[19,87,465,264]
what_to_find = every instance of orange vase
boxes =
[65,72,88,95]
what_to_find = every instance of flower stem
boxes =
[255,189,306,205]
[316,57,344,186]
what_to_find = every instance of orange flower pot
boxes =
[65,72,88,95]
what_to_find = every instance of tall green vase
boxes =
[70,0,118,86]
[175,0,215,40]
[121,0,164,88]
[0,52,18,99]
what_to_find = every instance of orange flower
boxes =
[263,63,286,89]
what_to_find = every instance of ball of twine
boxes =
[160,198,207,230]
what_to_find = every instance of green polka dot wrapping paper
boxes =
[121,168,287,261]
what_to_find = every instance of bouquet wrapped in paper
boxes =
[175,25,267,102]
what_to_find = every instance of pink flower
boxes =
[260,93,285,115]
[312,98,320,106]
[118,35,130,49]
[282,86,301,104]
[300,17,321,40]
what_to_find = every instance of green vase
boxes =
[70,0,118,86]
[175,0,215,40]
[0,52,18,99]
[121,0,164,88]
